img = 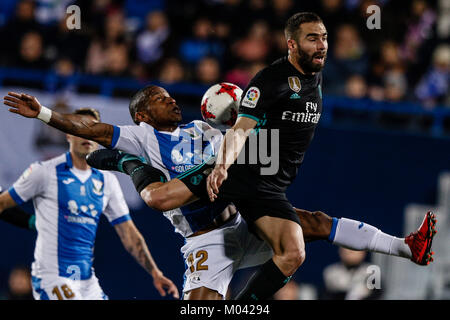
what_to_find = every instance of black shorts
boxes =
[231,195,301,231]
[178,161,301,229]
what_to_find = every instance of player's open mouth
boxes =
[82,142,93,147]
[173,106,181,114]
[313,55,325,64]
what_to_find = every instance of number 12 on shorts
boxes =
[187,250,209,273]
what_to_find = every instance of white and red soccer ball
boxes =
[201,82,243,130]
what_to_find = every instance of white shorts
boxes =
[181,214,272,298]
[31,273,108,300]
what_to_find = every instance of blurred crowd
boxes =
[0,0,448,108]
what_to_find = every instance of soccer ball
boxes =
[200,82,243,130]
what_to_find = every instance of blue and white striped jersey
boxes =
[110,120,228,237]
[9,152,130,280]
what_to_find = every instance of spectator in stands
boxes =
[323,23,368,95]
[0,0,40,64]
[345,74,368,99]
[16,31,49,70]
[0,266,33,300]
[415,44,450,108]
[0,0,445,116]
[123,0,165,30]
[104,9,128,44]
[80,0,118,34]
[34,0,72,25]
[84,38,107,75]
[321,248,382,300]
[54,57,75,77]
[158,57,185,84]
[270,0,296,29]
[194,56,221,85]
[368,40,405,101]
[383,68,408,102]
[135,11,170,66]
[85,9,133,77]
[347,0,397,56]
[230,20,271,65]
[104,43,130,77]
[85,7,133,76]
[224,61,266,90]
[178,17,225,67]
[267,28,288,62]
[400,0,437,65]
[224,64,252,90]
[241,0,272,27]
[317,0,346,44]
[45,12,90,69]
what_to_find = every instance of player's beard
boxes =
[296,45,326,74]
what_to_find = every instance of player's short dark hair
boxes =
[129,85,160,125]
[73,107,101,121]
[284,12,323,40]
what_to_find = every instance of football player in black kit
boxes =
[206,12,327,300]
[5,12,436,301]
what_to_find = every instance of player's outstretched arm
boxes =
[3,92,114,148]
[207,116,257,201]
[114,220,180,298]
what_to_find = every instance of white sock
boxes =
[330,218,412,259]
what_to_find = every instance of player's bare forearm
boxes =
[131,235,158,275]
[116,221,179,298]
[49,112,114,148]
[216,116,257,170]
[3,92,113,147]
[207,116,257,201]
[115,221,158,275]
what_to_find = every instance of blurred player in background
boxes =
[3,84,437,300]
[0,108,178,300]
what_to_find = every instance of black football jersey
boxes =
[226,56,323,194]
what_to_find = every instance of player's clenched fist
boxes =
[3,92,42,118]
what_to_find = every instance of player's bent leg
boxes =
[294,208,333,242]
[235,216,305,300]
[296,205,437,265]
[328,211,437,265]
[253,216,305,276]
[87,149,167,192]
[184,287,223,300]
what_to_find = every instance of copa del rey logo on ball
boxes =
[201,82,243,131]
